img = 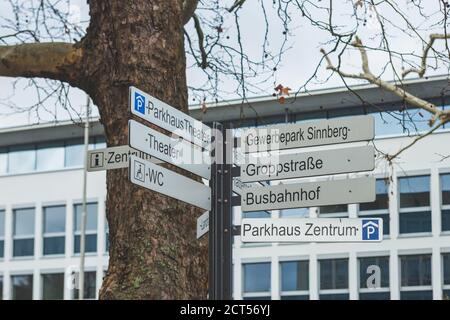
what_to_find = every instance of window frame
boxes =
[398,175,432,235]
[318,258,349,298]
[73,202,98,255]
[440,173,450,232]
[42,205,66,256]
[279,260,309,299]
[241,261,271,299]
[399,254,433,298]
[12,207,35,258]
[0,209,5,259]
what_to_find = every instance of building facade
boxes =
[0,76,450,299]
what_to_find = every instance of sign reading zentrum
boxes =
[130,86,212,150]
[241,218,382,242]
[241,115,374,153]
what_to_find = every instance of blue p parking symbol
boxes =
[362,219,380,240]
[134,91,146,114]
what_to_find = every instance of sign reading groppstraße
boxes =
[241,115,374,153]
[241,218,383,242]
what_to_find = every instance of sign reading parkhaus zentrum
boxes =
[239,115,381,242]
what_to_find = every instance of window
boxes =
[280,261,309,300]
[0,276,3,300]
[443,253,450,297]
[441,174,450,231]
[0,147,7,174]
[8,145,36,174]
[74,203,98,254]
[243,262,271,299]
[11,275,33,300]
[280,208,309,218]
[105,220,110,253]
[319,205,348,217]
[361,179,389,211]
[242,211,270,219]
[42,273,64,300]
[94,136,107,149]
[36,142,64,171]
[43,205,66,255]
[73,271,97,299]
[65,139,84,167]
[400,254,432,300]
[319,258,349,300]
[359,179,390,235]
[359,256,390,300]
[399,176,431,234]
[13,208,35,257]
[0,210,4,258]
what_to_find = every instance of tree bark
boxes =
[80,0,208,299]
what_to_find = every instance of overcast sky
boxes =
[0,0,447,129]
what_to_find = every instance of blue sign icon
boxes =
[362,219,380,240]
[134,91,146,114]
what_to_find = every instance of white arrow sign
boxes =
[241,115,374,153]
[241,146,375,182]
[130,86,212,150]
[129,119,211,179]
[241,218,383,242]
[87,145,161,172]
[129,155,211,211]
[241,176,376,212]
[197,211,209,239]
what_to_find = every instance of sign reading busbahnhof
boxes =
[241,218,383,242]
[241,177,376,212]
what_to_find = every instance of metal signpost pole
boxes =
[79,95,91,300]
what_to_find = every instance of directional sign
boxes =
[241,146,375,183]
[241,115,374,153]
[241,176,375,212]
[129,119,211,179]
[87,145,161,172]
[241,218,383,242]
[130,86,212,150]
[197,211,209,239]
[129,155,211,211]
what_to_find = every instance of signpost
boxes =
[129,119,211,179]
[241,115,374,153]
[241,218,383,242]
[197,211,209,239]
[241,176,376,212]
[130,86,212,150]
[241,145,375,182]
[129,155,211,211]
[124,83,379,300]
[87,145,160,172]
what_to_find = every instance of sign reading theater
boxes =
[241,115,374,153]
[130,86,212,150]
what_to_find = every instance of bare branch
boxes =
[385,119,449,162]
[192,14,208,69]
[321,37,450,126]
[228,0,246,13]
[182,0,199,25]
[0,42,82,84]
[402,33,450,78]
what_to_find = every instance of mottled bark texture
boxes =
[0,0,208,299]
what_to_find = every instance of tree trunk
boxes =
[78,0,208,299]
